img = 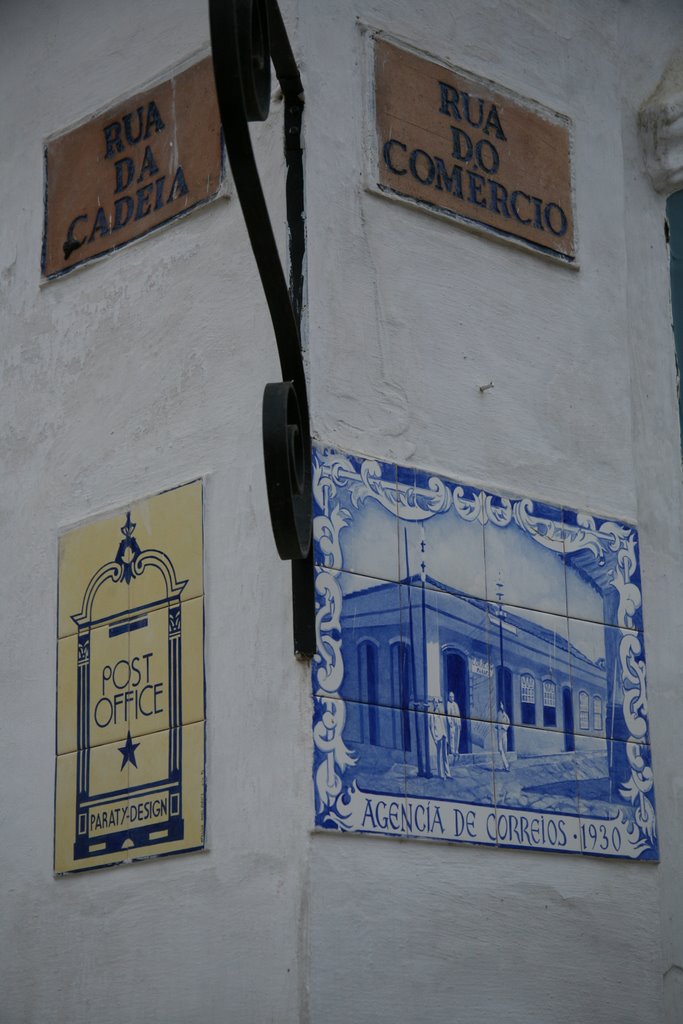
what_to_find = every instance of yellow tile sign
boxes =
[55,482,205,873]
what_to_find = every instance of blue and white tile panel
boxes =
[312,444,657,861]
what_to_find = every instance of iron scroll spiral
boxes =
[209,0,312,566]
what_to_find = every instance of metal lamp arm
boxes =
[209,0,314,655]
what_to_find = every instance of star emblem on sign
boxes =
[118,730,140,770]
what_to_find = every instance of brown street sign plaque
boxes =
[373,37,575,261]
[43,57,224,279]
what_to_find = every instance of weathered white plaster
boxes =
[619,6,683,1021]
[640,46,683,195]
[1,1,310,1020]
[2,0,683,1020]
[302,0,683,1021]
[303,0,636,518]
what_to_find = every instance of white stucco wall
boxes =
[1,2,311,1020]
[2,0,683,1021]
[302,2,683,1021]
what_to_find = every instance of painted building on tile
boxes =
[341,576,608,763]
[3,1,683,1023]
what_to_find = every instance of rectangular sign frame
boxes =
[362,28,578,265]
[42,54,227,280]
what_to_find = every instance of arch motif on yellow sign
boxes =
[54,481,205,873]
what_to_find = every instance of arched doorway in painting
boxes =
[442,649,470,754]
[358,640,380,745]
[563,686,575,752]
[398,641,412,753]
[496,665,515,752]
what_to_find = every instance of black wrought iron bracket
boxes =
[209,0,314,656]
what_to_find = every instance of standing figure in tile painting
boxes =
[496,702,510,771]
[429,699,450,778]
[446,692,461,764]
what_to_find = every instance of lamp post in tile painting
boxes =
[403,528,431,778]
[420,537,433,778]
[495,576,514,755]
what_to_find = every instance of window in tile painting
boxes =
[359,640,379,710]
[399,642,413,751]
[593,695,603,731]
[562,686,575,750]
[579,689,590,730]
[520,673,536,725]
[368,701,380,745]
[543,679,557,727]
[389,641,410,750]
[400,643,413,705]
[390,640,401,704]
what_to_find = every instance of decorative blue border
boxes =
[312,446,656,860]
